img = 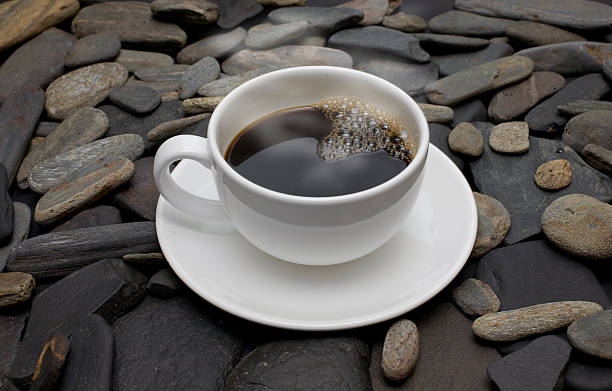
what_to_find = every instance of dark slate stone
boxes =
[212,0,262,29]
[64,31,122,69]
[0,28,75,105]
[0,304,29,376]
[8,259,146,386]
[451,99,487,127]
[0,203,30,274]
[328,26,430,63]
[146,268,183,299]
[29,333,70,391]
[51,205,122,233]
[226,337,370,391]
[267,6,364,35]
[0,375,19,391]
[487,335,571,391]
[34,122,59,137]
[0,87,45,186]
[565,356,612,391]
[432,42,514,77]
[525,73,610,135]
[356,55,438,95]
[113,295,244,391]
[56,315,113,391]
[6,222,160,278]
[0,165,13,246]
[475,240,611,311]
[412,33,490,52]
[428,124,465,171]
[469,122,612,244]
[109,85,161,115]
[113,157,158,221]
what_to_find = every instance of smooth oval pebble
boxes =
[177,27,246,64]
[382,12,427,33]
[448,122,483,157]
[0,272,35,307]
[472,301,603,342]
[489,121,529,154]
[534,159,571,190]
[471,192,511,258]
[418,103,453,123]
[109,85,161,114]
[542,194,612,260]
[381,319,419,382]
[452,278,500,317]
[64,31,122,68]
[244,21,309,50]
[567,309,612,360]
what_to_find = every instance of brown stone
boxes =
[534,159,572,190]
[382,12,426,32]
[381,319,418,382]
[0,272,35,307]
[114,49,174,73]
[182,96,224,115]
[151,0,219,25]
[489,121,530,154]
[147,113,211,142]
[471,192,510,258]
[448,122,484,157]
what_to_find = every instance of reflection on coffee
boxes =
[225,97,415,197]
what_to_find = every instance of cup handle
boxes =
[153,135,230,224]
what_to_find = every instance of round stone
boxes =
[534,159,572,190]
[448,122,483,157]
[489,121,530,154]
[471,192,511,258]
[567,309,612,360]
[452,278,500,317]
[381,319,419,382]
[542,194,612,260]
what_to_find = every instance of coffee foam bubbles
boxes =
[313,97,415,163]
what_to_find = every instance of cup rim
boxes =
[207,66,429,205]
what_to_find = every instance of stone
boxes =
[534,159,572,190]
[34,122,59,138]
[45,63,128,120]
[51,205,122,233]
[112,157,157,221]
[476,240,610,312]
[0,375,19,391]
[6,222,160,278]
[0,166,12,246]
[473,301,603,342]
[381,319,418,381]
[488,72,565,123]
[0,303,28,377]
[30,333,70,391]
[526,73,610,135]
[114,49,174,72]
[17,108,109,188]
[604,57,612,81]
[328,26,429,63]
[412,33,489,52]
[489,121,530,154]
[55,315,113,391]
[0,203,30,273]
[563,110,612,155]
[113,295,243,391]
[565,358,612,391]
[294,35,326,47]
[568,309,612,360]
[432,42,514,77]
[542,194,612,261]
[0,0,79,53]
[28,135,144,195]
[179,56,220,99]
[0,87,45,185]
[428,124,464,170]
[382,12,426,33]
[110,85,161,115]
[452,278,500,317]
[244,21,308,50]
[487,335,572,391]
[177,27,246,64]
[357,58,438,96]
[516,42,612,75]
[151,0,219,24]
[214,0,262,29]
[146,268,183,298]
[0,272,35,308]
[451,99,487,127]
[225,337,369,390]
[506,21,585,47]
[336,0,388,26]
[0,29,75,105]
[425,56,533,106]
[448,122,483,156]
[134,64,188,82]
[34,158,134,225]
[182,97,223,115]
[123,252,167,267]
[558,100,612,117]
[198,65,284,96]
[8,259,146,386]
[147,113,211,141]
[418,103,453,123]
[124,78,178,95]
[583,144,612,176]
[71,2,186,52]
[64,32,121,69]
[428,10,513,36]
[267,6,364,35]
[256,0,303,5]
[221,46,352,75]
[471,192,510,258]
[455,0,612,30]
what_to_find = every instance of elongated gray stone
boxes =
[516,42,612,74]
[16,108,109,189]
[65,32,122,69]
[6,222,160,278]
[28,134,144,194]
[0,203,30,273]
[558,100,612,117]
[147,113,211,141]
[245,21,309,50]
[506,21,585,47]
[177,27,246,64]
[114,49,174,73]
[179,56,219,99]
[425,56,533,106]
[267,6,364,34]
[412,33,489,51]
[357,57,438,95]
[198,65,284,96]
[428,10,512,37]
[221,45,352,75]
[134,64,189,82]
[472,301,603,342]
[418,103,453,123]
[433,42,514,76]
[455,0,612,30]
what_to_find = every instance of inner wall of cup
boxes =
[213,67,424,158]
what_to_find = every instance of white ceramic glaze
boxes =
[156,145,478,330]
[153,66,430,265]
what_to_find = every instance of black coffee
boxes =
[225,97,414,197]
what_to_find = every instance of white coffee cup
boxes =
[153,66,429,265]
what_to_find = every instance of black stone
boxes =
[451,99,487,127]
[428,124,465,171]
[56,315,113,391]
[487,335,571,391]
[112,157,158,221]
[0,304,29,376]
[51,205,122,233]
[113,295,243,391]
[0,375,19,391]
[565,355,612,391]
[108,85,161,115]
[213,0,262,30]
[146,268,183,299]
[432,42,514,76]
[29,333,70,391]
[475,240,610,311]
[7,222,160,278]
[0,165,13,246]
[225,337,370,391]
[9,259,146,386]
[267,6,364,35]
[525,73,610,135]
[469,122,612,244]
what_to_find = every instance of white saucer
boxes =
[156,144,477,330]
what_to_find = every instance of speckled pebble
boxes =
[489,121,529,154]
[381,319,418,382]
[534,159,571,190]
